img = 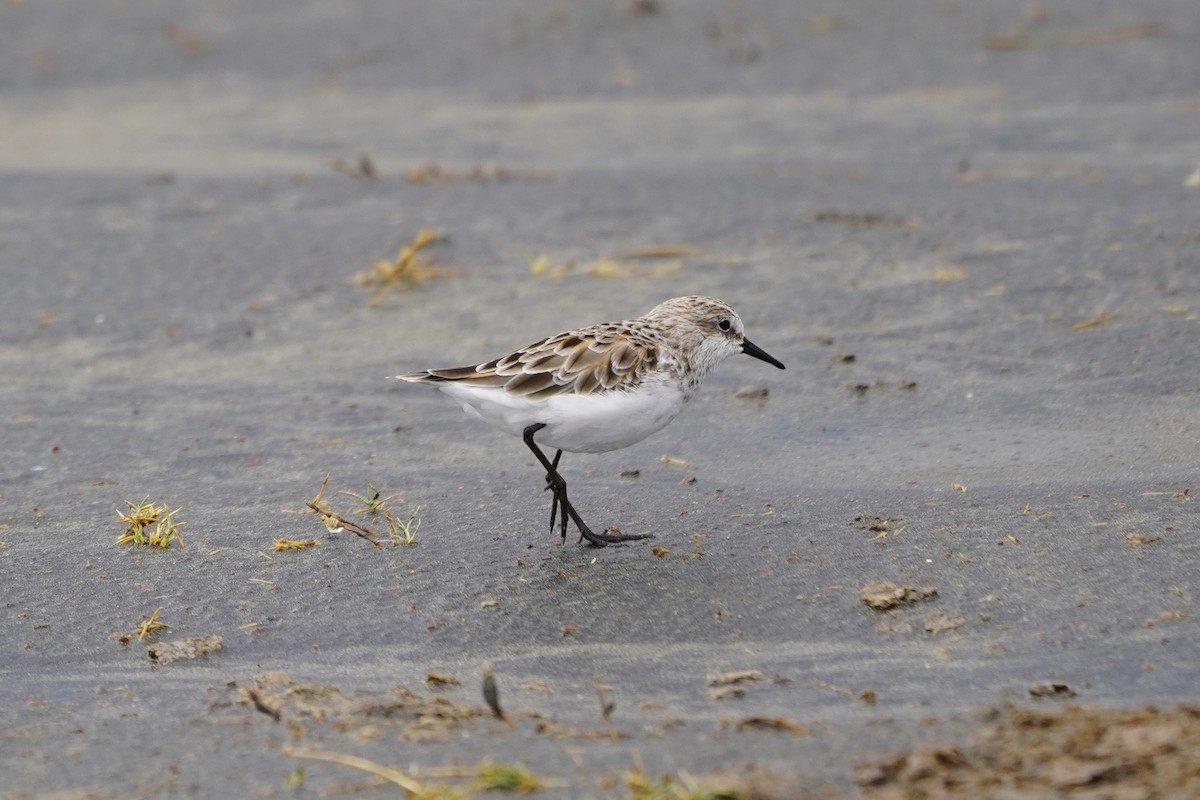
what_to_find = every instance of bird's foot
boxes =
[576,524,654,547]
[540,458,651,547]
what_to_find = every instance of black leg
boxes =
[523,424,651,547]
[545,449,566,540]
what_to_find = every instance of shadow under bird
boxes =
[398,295,785,547]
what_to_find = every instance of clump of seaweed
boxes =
[136,607,169,640]
[305,475,423,547]
[116,497,185,548]
[342,481,421,545]
[385,504,422,546]
[273,538,319,551]
[353,228,461,301]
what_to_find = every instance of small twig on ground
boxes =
[282,746,424,794]
[304,475,382,547]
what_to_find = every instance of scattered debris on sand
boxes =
[231,671,491,742]
[856,704,1200,798]
[859,581,938,610]
[148,634,222,665]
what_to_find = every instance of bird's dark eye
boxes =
[718,319,732,331]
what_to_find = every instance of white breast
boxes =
[434,380,687,454]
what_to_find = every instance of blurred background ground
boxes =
[1,1,1198,797]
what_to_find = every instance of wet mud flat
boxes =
[2,0,1200,797]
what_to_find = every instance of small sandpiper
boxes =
[399,295,785,547]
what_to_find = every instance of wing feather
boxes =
[504,370,559,397]
[401,323,660,397]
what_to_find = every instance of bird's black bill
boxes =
[742,337,785,369]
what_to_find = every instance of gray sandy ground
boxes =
[1,1,1198,797]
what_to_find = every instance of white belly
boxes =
[435,381,686,453]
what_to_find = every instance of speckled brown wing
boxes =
[402,322,661,400]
